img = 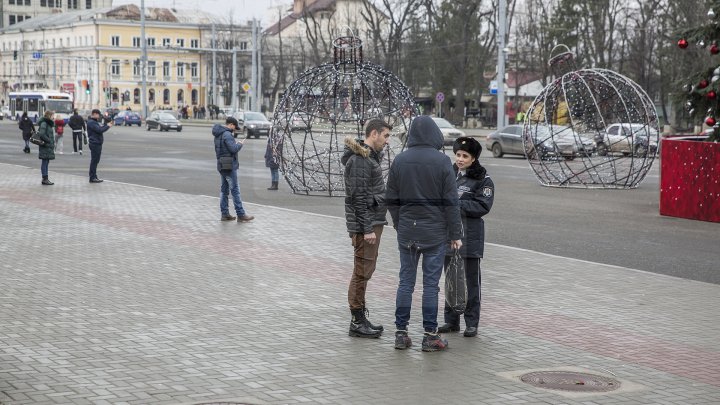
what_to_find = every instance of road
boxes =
[1,120,717,284]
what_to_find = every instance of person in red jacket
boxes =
[54,114,66,155]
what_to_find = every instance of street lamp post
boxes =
[497,0,507,129]
[140,0,148,119]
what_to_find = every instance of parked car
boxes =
[0,105,10,120]
[595,123,659,157]
[114,111,142,126]
[234,111,270,138]
[103,107,120,120]
[278,112,311,131]
[432,117,466,146]
[526,124,593,160]
[486,124,526,158]
[146,112,182,132]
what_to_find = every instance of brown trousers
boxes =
[348,225,384,310]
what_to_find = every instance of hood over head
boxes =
[407,115,443,149]
[212,123,230,138]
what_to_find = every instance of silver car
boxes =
[486,124,526,158]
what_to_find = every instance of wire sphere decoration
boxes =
[269,34,418,196]
[523,45,659,188]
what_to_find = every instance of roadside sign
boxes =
[32,52,42,59]
[436,92,445,103]
[242,82,251,92]
[490,80,498,95]
[61,83,75,93]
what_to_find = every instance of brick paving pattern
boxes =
[1,163,719,404]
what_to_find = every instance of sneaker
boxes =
[89,178,103,183]
[79,150,83,155]
[437,323,460,333]
[41,178,54,186]
[394,330,412,350]
[421,332,448,352]
[220,214,237,221]
[237,215,255,222]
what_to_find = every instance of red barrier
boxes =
[660,137,720,222]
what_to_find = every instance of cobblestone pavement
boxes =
[1,163,719,405]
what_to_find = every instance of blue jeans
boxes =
[89,142,102,180]
[270,167,279,182]
[395,242,447,332]
[220,169,246,217]
[40,159,49,177]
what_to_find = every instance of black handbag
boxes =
[444,249,467,314]
[29,129,45,146]
[218,155,234,170]
[83,131,88,145]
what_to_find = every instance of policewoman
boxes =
[438,136,494,337]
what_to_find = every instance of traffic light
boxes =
[13,51,17,60]
[86,83,91,95]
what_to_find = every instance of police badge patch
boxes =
[482,187,493,198]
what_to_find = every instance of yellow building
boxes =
[0,5,253,114]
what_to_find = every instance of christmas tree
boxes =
[678,6,720,142]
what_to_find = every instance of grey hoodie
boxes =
[385,115,463,248]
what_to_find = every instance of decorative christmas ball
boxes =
[689,108,696,116]
[706,116,716,126]
[712,75,720,83]
[678,38,689,49]
[684,84,694,93]
[709,8,716,18]
[271,35,417,196]
[708,90,717,99]
[699,40,706,48]
[711,44,719,54]
[524,45,659,189]
[699,79,710,88]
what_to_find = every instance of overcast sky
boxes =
[116,0,290,25]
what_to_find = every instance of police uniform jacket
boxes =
[452,160,494,258]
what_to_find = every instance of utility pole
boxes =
[251,18,257,111]
[257,23,262,113]
[212,23,217,108]
[232,47,238,112]
[141,0,148,118]
[497,0,507,129]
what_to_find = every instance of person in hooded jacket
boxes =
[87,109,113,183]
[386,115,463,352]
[213,117,254,222]
[438,137,494,338]
[264,130,283,191]
[19,111,35,153]
[37,110,56,185]
[341,118,392,339]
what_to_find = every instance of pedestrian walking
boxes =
[68,109,87,155]
[264,132,283,191]
[386,115,463,352]
[213,117,254,222]
[87,109,113,183]
[341,118,393,339]
[437,137,494,338]
[18,111,35,154]
[37,110,56,185]
[54,114,66,154]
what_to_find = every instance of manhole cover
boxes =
[520,371,621,392]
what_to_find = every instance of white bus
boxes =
[9,91,74,123]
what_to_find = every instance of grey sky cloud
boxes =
[115,0,290,25]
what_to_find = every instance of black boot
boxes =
[349,309,381,338]
[24,146,30,153]
[41,176,54,186]
[267,181,278,190]
[362,307,384,332]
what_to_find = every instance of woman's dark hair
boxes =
[21,111,27,119]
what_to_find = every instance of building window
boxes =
[86,0,92,9]
[163,61,170,78]
[111,60,120,76]
[190,39,199,48]
[40,0,45,5]
[133,88,140,104]
[149,89,155,103]
[147,61,156,78]
[238,64,245,79]
[162,38,171,47]
[133,37,141,48]
[68,0,78,9]
[163,89,170,104]
[26,0,31,5]
[176,38,185,47]
[9,0,15,5]
[191,89,198,105]
[133,60,141,76]
[177,89,184,104]
[111,36,120,47]
[177,63,185,78]
[147,37,155,47]
[190,62,198,78]
[9,15,16,25]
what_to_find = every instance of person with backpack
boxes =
[19,111,35,154]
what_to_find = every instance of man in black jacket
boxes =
[68,109,86,155]
[386,115,463,352]
[341,118,392,339]
[87,109,113,183]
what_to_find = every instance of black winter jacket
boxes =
[213,124,242,172]
[341,136,388,234]
[451,161,494,258]
[68,113,86,132]
[87,118,110,145]
[386,115,462,249]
